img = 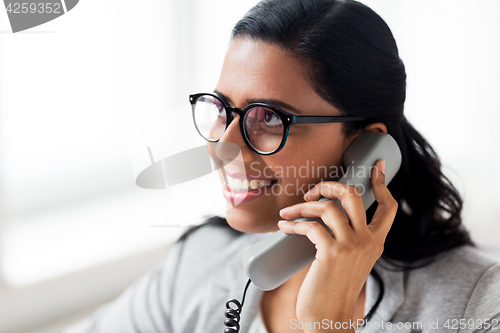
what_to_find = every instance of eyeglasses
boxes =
[189,93,367,155]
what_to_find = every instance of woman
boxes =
[60,0,500,332]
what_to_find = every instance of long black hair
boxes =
[232,0,472,263]
[230,0,473,321]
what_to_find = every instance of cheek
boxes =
[271,142,345,193]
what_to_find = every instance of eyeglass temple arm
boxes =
[292,115,367,124]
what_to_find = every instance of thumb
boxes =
[376,159,386,185]
[371,159,388,200]
[369,159,398,237]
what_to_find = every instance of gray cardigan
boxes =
[59,217,500,333]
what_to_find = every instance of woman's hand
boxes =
[277,159,398,332]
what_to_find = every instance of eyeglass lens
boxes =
[192,95,285,153]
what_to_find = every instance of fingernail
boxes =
[278,220,289,224]
[380,160,386,175]
[280,207,291,215]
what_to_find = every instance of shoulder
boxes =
[394,245,500,324]
[175,215,265,258]
[171,215,268,279]
[434,246,500,324]
[412,245,500,288]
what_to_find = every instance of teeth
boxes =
[226,175,273,192]
[249,180,259,190]
[233,178,242,190]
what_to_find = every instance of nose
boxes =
[216,112,255,163]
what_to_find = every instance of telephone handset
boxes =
[241,132,402,291]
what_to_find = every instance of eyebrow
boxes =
[213,90,303,115]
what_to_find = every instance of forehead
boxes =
[216,38,319,107]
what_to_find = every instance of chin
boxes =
[225,207,280,234]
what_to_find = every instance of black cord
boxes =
[223,279,252,333]
[223,270,384,332]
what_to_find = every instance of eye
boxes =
[261,109,281,126]
[214,99,224,113]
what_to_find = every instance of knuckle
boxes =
[307,185,318,196]
[388,198,398,212]
[352,185,363,197]
[345,184,357,195]
[324,200,339,211]
[306,221,321,230]
[382,197,398,211]
[342,185,363,201]
[329,183,342,197]
[316,181,326,190]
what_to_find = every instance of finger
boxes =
[303,181,367,231]
[367,159,398,239]
[279,200,352,240]
[277,220,335,249]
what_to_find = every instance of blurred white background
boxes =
[0,0,499,332]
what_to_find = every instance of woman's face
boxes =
[211,38,359,233]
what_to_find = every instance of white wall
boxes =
[361,0,500,244]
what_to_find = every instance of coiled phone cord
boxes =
[223,279,252,333]
[223,269,384,332]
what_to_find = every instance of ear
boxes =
[364,122,387,134]
[343,122,388,150]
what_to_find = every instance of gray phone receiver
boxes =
[241,132,402,291]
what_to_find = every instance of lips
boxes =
[222,182,276,204]
[221,168,278,204]
[223,169,276,180]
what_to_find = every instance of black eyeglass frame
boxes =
[189,92,367,155]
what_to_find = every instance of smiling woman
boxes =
[59,0,500,332]
[209,38,387,237]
